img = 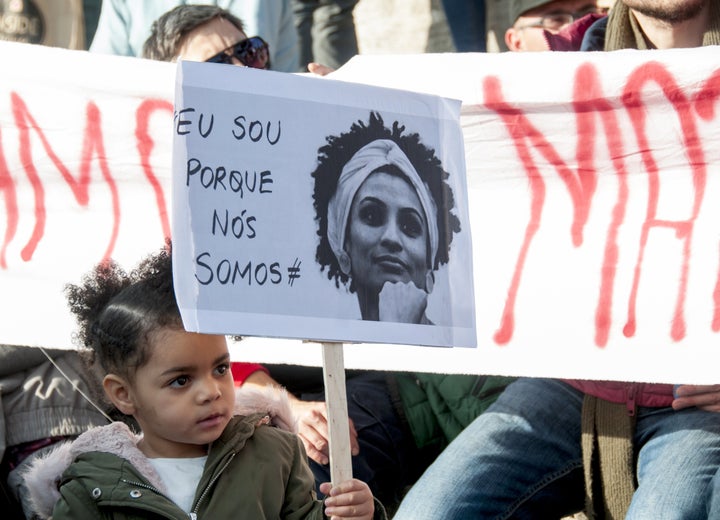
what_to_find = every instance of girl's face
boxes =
[127,329,235,458]
[346,171,429,293]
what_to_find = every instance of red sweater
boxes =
[564,379,674,414]
[231,362,268,385]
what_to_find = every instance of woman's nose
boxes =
[380,220,402,249]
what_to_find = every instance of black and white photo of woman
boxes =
[312,112,461,325]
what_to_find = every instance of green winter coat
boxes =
[390,373,516,452]
[26,413,385,519]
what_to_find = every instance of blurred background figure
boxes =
[439,0,486,51]
[0,0,101,49]
[292,0,359,71]
[89,0,299,72]
[0,346,114,519]
[141,3,269,69]
[504,0,606,51]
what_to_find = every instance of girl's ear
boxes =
[103,374,136,415]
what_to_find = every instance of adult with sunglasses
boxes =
[142,5,270,68]
[505,0,606,51]
[91,0,298,72]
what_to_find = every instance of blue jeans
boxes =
[394,378,720,519]
[440,0,486,52]
[292,0,359,71]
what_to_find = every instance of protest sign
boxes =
[171,60,475,348]
[2,41,720,383]
[169,62,475,483]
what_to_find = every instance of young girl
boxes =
[24,246,383,519]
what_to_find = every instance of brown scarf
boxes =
[581,396,636,519]
[605,0,720,51]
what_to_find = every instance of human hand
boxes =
[672,385,720,412]
[307,62,335,76]
[290,399,359,465]
[378,280,428,323]
[320,479,374,520]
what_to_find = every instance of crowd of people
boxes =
[3,0,720,519]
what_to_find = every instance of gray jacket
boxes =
[0,345,109,462]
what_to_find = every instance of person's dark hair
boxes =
[142,5,244,61]
[312,111,461,292]
[65,244,182,381]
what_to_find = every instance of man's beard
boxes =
[623,0,707,24]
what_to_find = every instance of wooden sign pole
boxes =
[321,341,353,485]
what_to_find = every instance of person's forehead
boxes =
[359,172,421,203]
[175,17,246,62]
[146,329,229,368]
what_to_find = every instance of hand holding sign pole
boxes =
[321,342,353,485]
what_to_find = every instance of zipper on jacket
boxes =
[120,478,189,518]
[120,479,165,497]
[192,451,236,516]
[626,385,637,416]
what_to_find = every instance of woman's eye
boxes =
[169,375,189,388]
[359,203,385,227]
[399,211,424,238]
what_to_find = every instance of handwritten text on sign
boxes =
[177,107,282,285]
[2,42,720,381]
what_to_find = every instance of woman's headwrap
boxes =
[327,139,439,273]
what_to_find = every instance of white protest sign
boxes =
[171,60,475,348]
[2,41,720,383]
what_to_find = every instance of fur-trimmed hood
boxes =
[23,385,296,519]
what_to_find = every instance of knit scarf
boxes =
[581,396,636,520]
[605,1,720,50]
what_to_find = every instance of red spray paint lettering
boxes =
[486,61,713,347]
[0,93,171,266]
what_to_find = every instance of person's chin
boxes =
[374,272,410,287]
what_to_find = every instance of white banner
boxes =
[2,41,720,383]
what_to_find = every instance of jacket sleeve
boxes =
[280,436,325,520]
[226,0,299,72]
[280,435,388,520]
[88,0,134,55]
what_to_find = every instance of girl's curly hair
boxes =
[311,111,461,292]
[65,244,182,381]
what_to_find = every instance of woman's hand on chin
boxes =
[379,280,428,323]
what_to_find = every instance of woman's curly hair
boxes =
[311,111,461,292]
[65,244,183,381]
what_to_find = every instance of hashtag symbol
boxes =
[287,258,301,287]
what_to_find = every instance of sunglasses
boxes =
[516,7,607,32]
[205,36,270,69]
